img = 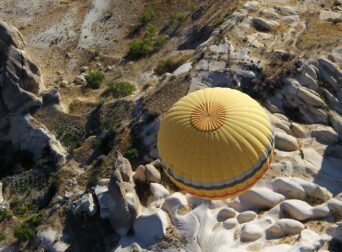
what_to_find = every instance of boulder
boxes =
[173,62,192,76]
[147,183,170,206]
[133,208,169,246]
[71,193,96,216]
[260,8,280,19]
[94,185,110,219]
[237,211,257,223]
[275,130,299,151]
[145,164,161,183]
[327,222,342,242]
[311,126,339,144]
[299,105,329,124]
[223,218,239,229]
[51,241,69,252]
[292,177,333,203]
[74,74,86,85]
[326,199,342,217]
[133,164,161,184]
[295,72,319,91]
[240,222,263,242]
[162,192,188,215]
[108,151,141,235]
[330,111,342,135]
[297,87,325,107]
[270,114,292,134]
[217,208,236,222]
[266,219,305,239]
[37,229,57,249]
[42,87,61,106]
[8,115,66,163]
[251,18,280,32]
[280,199,329,221]
[239,188,285,210]
[291,123,309,138]
[272,177,306,200]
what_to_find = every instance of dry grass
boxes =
[296,18,342,53]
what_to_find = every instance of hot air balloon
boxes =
[157,87,274,199]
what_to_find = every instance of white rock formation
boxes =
[133,208,169,246]
[266,219,305,239]
[275,130,299,151]
[240,222,263,242]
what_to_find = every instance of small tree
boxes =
[125,148,139,159]
[108,81,137,98]
[0,209,12,221]
[85,70,105,89]
[140,8,155,25]
[13,223,35,241]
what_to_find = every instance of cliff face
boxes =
[0,20,65,169]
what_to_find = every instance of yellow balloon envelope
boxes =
[157,87,274,199]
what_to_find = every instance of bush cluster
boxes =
[0,209,12,221]
[108,81,137,98]
[13,214,43,241]
[85,70,105,89]
[128,8,168,58]
[125,148,139,159]
[170,11,187,22]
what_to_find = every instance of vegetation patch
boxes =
[140,8,156,25]
[13,213,43,241]
[13,223,35,241]
[125,148,139,160]
[0,233,5,242]
[128,34,167,58]
[108,81,137,98]
[87,175,99,188]
[0,208,12,222]
[85,70,105,89]
[155,54,190,75]
[62,133,79,149]
[91,137,103,150]
[170,11,187,22]
[128,8,168,58]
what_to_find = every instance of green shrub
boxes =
[128,35,168,58]
[14,206,29,217]
[145,23,157,36]
[13,223,35,241]
[26,214,43,227]
[87,175,99,188]
[154,35,168,50]
[108,81,136,98]
[0,209,12,221]
[85,70,105,89]
[62,133,79,149]
[140,8,155,24]
[317,80,325,87]
[94,48,101,58]
[128,38,154,57]
[125,148,139,159]
[170,11,187,22]
[0,233,6,242]
[11,196,29,217]
[91,137,102,150]
[13,214,43,241]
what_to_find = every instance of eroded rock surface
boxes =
[0,20,66,166]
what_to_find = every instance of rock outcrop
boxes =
[108,151,141,235]
[0,20,66,165]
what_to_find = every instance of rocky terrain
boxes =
[0,0,342,251]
